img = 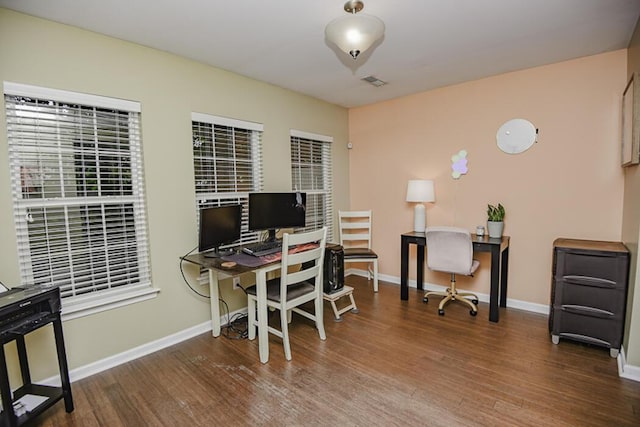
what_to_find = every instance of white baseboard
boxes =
[618,346,640,382]
[346,268,549,315]
[41,307,246,386]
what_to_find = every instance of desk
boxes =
[182,253,280,364]
[0,286,73,426]
[400,231,510,322]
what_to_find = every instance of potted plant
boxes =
[487,203,505,238]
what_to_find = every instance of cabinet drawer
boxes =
[551,308,622,349]
[555,250,627,284]
[553,280,626,315]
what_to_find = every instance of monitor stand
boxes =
[266,229,278,242]
[203,247,235,258]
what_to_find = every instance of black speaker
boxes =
[323,243,344,294]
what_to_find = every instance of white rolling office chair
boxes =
[246,227,327,361]
[423,226,479,316]
[338,210,379,292]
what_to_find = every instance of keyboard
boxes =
[242,240,282,257]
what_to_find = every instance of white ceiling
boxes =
[1,0,639,108]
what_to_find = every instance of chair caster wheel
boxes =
[470,310,477,316]
[423,297,429,303]
[438,309,445,316]
[472,299,479,305]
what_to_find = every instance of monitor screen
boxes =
[248,192,306,240]
[198,204,242,256]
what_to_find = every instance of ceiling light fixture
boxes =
[325,0,385,60]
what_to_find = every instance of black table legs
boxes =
[401,235,409,300]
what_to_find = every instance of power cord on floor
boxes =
[221,303,248,340]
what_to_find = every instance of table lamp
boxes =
[406,180,435,232]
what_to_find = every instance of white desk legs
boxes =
[255,268,270,363]
[208,268,221,337]
[208,264,270,363]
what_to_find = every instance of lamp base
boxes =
[414,203,426,232]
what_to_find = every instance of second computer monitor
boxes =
[248,192,306,241]
[198,204,242,257]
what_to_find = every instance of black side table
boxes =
[0,286,73,426]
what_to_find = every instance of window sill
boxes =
[61,285,160,321]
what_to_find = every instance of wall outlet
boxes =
[232,277,241,290]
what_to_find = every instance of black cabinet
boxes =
[0,286,73,426]
[550,238,629,358]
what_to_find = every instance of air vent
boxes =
[361,75,387,87]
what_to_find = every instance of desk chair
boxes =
[246,227,327,361]
[423,226,479,316]
[338,210,379,292]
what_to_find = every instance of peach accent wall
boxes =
[348,50,627,306]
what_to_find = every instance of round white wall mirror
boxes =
[496,118,537,154]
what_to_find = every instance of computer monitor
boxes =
[248,192,306,241]
[198,204,242,258]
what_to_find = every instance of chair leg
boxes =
[438,294,454,311]
[315,296,326,340]
[456,295,478,313]
[425,289,449,300]
[248,296,256,340]
[280,307,292,361]
[457,291,479,301]
[372,260,379,293]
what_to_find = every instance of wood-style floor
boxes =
[35,276,640,426]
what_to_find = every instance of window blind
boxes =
[4,84,151,302]
[191,113,263,249]
[290,130,333,238]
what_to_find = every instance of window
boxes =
[4,82,155,318]
[290,130,333,238]
[191,113,263,249]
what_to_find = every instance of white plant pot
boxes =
[487,221,504,238]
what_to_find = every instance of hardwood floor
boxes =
[35,276,640,426]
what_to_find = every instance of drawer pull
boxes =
[562,275,616,288]
[561,304,613,317]
[559,333,610,347]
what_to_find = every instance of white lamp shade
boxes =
[325,14,385,59]
[406,180,435,232]
[406,180,435,202]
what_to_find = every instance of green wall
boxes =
[0,8,350,379]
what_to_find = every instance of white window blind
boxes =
[4,83,151,307]
[290,130,333,238]
[191,113,263,249]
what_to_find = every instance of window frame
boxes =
[191,112,264,260]
[290,129,334,239]
[4,82,157,320]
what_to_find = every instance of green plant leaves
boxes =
[487,203,505,221]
